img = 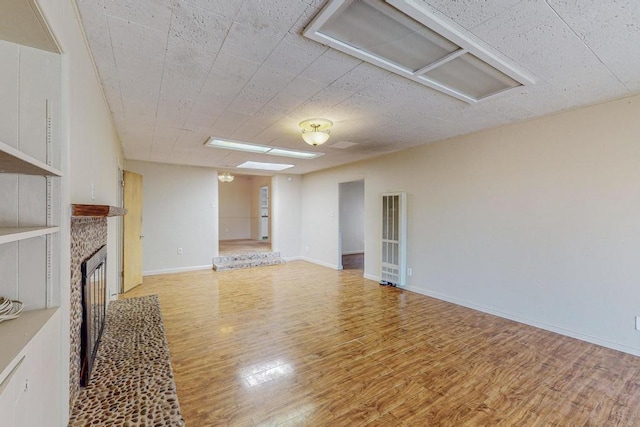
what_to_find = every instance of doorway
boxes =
[339,180,365,272]
[123,170,143,292]
[218,174,272,254]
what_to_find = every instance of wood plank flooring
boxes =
[342,253,364,270]
[220,239,271,254]
[123,261,640,426]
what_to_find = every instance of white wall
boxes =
[340,180,365,255]
[272,174,301,260]
[301,94,640,355]
[219,175,252,240]
[301,170,367,269]
[124,160,218,275]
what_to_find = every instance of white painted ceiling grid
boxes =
[76,0,640,174]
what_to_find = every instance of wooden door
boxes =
[123,171,143,292]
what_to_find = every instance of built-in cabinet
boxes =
[0,39,62,426]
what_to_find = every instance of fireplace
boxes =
[70,204,127,409]
[80,244,107,386]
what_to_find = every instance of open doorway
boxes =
[339,180,365,271]
[218,174,272,255]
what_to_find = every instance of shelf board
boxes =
[0,226,60,244]
[0,307,59,385]
[72,204,127,217]
[0,140,62,176]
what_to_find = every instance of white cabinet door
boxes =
[0,312,61,427]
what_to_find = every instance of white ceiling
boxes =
[76,0,640,175]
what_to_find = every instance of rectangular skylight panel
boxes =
[267,148,323,159]
[320,0,458,72]
[237,161,294,171]
[205,138,271,153]
[422,53,520,100]
[304,0,535,103]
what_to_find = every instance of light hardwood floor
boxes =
[220,239,271,254]
[123,261,640,426]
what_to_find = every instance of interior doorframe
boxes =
[116,165,124,296]
[122,170,144,293]
[337,179,366,272]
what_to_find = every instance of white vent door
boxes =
[381,192,407,286]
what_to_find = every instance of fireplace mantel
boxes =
[72,204,127,217]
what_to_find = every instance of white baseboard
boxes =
[400,284,640,357]
[283,256,304,262]
[364,273,381,282]
[143,264,212,276]
[300,256,340,270]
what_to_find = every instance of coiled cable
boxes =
[0,296,23,323]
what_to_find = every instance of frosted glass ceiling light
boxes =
[299,118,333,146]
[218,173,234,183]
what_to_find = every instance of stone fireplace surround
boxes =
[69,204,126,411]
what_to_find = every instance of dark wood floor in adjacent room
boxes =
[123,261,640,426]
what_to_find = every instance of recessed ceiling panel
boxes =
[320,0,459,72]
[237,161,294,171]
[422,53,521,100]
[304,0,535,103]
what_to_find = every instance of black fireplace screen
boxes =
[80,244,107,386]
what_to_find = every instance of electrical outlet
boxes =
[177,248,183,255]
[407,267,413,276]
[91,182,95,201]
[636,316,640,331]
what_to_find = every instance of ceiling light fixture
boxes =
[267,148,321,159]
[218,172,234,183]
[204,137,323,159]
[237,161,294,171]
[299,118,333,146]
[206,138,271,153]
[303,0,535,103]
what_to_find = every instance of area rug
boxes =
[69,295,184,426]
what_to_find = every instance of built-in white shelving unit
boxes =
[0,141,62,382]
[0,140,62,176]
[0,226,60,245]
[0,37,63,422]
